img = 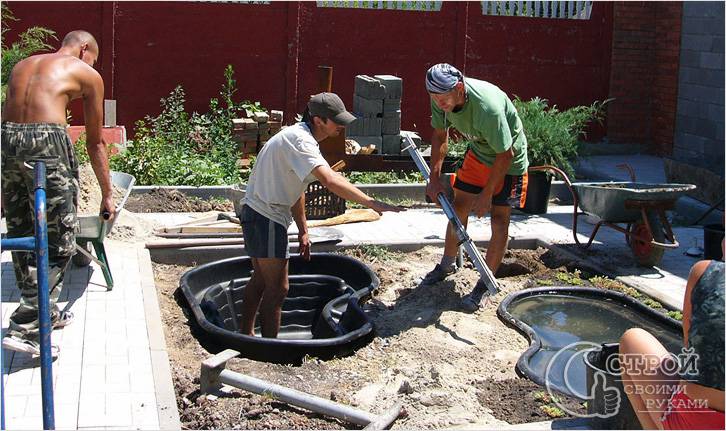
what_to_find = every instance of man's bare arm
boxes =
[312,165,402,214]
[81,66,114,219]
[428,127,449,180]
[426,127,449,201]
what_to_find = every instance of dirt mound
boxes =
[104,209,159,242]
[78,163,128,215]
[125,189,233,213]
[475,378,585,424]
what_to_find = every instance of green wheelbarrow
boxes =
[72,171,136,289]
[531,165,696,267]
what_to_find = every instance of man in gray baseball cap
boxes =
[237,92,401,339]
[308,92,357,125]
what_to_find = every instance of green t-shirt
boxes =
[430,78,528,175]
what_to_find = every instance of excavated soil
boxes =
[153,247,596,429]
[78,163,128,215]
[125,189,233,213]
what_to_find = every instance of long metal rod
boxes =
[218,369,374,426]
[401,132,498,296]
[33,163,55,430]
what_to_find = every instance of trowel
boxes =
[401,131,499,310]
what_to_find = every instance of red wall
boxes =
[608,2,682,154]
[5,1,614,141]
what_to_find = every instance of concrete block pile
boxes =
[347,74,403,155]
[232,109,283,156]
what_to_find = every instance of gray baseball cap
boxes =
[308,92,357,126]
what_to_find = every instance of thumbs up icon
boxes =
[590,371,621,418]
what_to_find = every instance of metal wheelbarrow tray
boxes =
[574,182,696,223]
[530,165,696,267]
[74,171,136,289]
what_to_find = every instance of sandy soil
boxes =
[153,246,591,429]
[78,163,128,215]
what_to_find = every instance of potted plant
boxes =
[513,96,608,214]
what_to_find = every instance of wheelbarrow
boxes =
[530,165,696,267]
[72,171,136,289]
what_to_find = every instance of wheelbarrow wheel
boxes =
[627,213,665,267]
[72,241,93,267]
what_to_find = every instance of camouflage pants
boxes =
[1,122,79,341]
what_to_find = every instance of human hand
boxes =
[100,196,116,222]
[369,200,405,215]
[472,192,492,218]
[425,178,445,205]
[298,232,311,261]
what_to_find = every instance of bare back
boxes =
[2,53,99,125]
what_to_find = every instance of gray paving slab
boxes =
[0,240,180,430]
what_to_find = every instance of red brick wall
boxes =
[608,2,682,155]
[5,2,614,142]
[652,3,683,156]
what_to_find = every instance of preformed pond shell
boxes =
[497,286,682,399]
[180,253,379,363]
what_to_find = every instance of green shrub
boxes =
[110,65,261,186]
[1,4,57,102]
[514,97,609,179]
[345,170,423,184]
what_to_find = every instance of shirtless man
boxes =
[1,30,114,356]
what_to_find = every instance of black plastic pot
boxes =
[521,170,552,214]
[584,343,642,430]
[703,224,724,260]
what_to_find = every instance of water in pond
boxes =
[507,293,682,399]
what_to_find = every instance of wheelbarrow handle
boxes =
[615,163,637,182]
[528,165,586,247]
[528,165,573,187]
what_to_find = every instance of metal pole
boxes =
[318,66,333,93]
[33,162,55,430]
[218,369,374,426]
[401,132,498,296]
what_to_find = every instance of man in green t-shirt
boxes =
[422,63,529,310]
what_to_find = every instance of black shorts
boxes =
[452,151,528,209]
[239,205,289,259]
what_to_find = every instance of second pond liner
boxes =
[497,286,683,399]
[180,253,379,363]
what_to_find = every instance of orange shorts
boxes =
[452,151,528,208]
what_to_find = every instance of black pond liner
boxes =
[180,253,379,363]
[497,286,683,399]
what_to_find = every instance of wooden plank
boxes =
[307,209,380,227]
[178,226,242,234]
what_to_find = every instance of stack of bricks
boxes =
[347,74,403,155]
[232,109,283,157]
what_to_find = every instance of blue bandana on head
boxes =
[425,63,463,94]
